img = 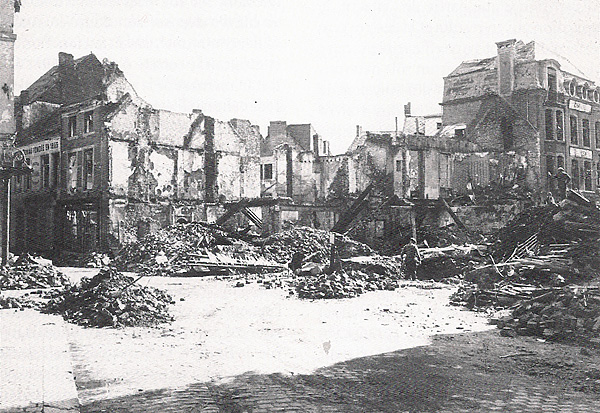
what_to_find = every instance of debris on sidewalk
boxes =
[56,252,112,268]
[261,226,375,264]
[44,267,174,327]
[0,294,39,309]
[113,222,248,275]
[0,254,70,290]
[294,269,399,299]
[495,286,600,343]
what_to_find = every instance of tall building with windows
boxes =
[442,39,600,199]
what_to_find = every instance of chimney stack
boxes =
[58,52,74,68]
[356,125,362,137]
[404,102,411,117]
[496,39,517,97]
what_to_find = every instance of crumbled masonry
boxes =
[44,267,174,328]
[0,254,70,290]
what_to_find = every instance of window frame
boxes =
[570,115,578,145]
[582,119,591,147]
[83,110,94,134]
[555,110,564,141]
[40,154,50,188]
[67,115,77,138]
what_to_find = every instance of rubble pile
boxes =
[261,227,375,264]
[494,287,600,343]
[0,255,70,290]
[492,204,559,261]
[294,269,399,299]
[418,244,486,281]
[57,252,112,268]
[0,294,40,309]
[113,222,246,275]
[44,267,174,327]
[342,256,402,278]
[418,224,479,248]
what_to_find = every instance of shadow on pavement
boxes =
[79,329,600,412]
[79,344,466,412]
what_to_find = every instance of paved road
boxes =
[4,272,600,411]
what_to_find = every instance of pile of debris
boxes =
[0,255,70,290]
[44,267,174,328]
[493,287,600,343]
[295,269,399,299]
[261,227,375,265]
[56,252,112,268]
[113,222,246,275]
[0,294,40,310]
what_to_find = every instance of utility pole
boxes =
[0,144,31,265]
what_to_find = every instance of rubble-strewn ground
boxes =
[47,270,600,412]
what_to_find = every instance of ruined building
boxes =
[443,39,600,199]
[13,52,261,255]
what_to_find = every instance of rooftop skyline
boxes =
[14,0,600,154]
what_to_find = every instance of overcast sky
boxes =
[13,0,600,154]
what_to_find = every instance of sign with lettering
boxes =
[569,100,592,113]
[20,138,60,156]
[570,147,593,159]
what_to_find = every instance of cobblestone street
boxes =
[56,274,600,412]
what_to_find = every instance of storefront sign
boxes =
[21,139,60,156]
[569,100,592,113]
[570,147,593,159]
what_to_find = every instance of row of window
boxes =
[548,68,600,103]
[15,148,95,192]
[67,110,94,138]
[545,110,600,148]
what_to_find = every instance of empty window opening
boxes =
[83,111,93,133]
[68,116,76,138]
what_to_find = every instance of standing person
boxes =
[553,167,571,200]
[401,238,421,281]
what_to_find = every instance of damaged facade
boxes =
[443,39,600,199]
[13,52,261,255]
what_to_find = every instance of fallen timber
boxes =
[181,252,288,276]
